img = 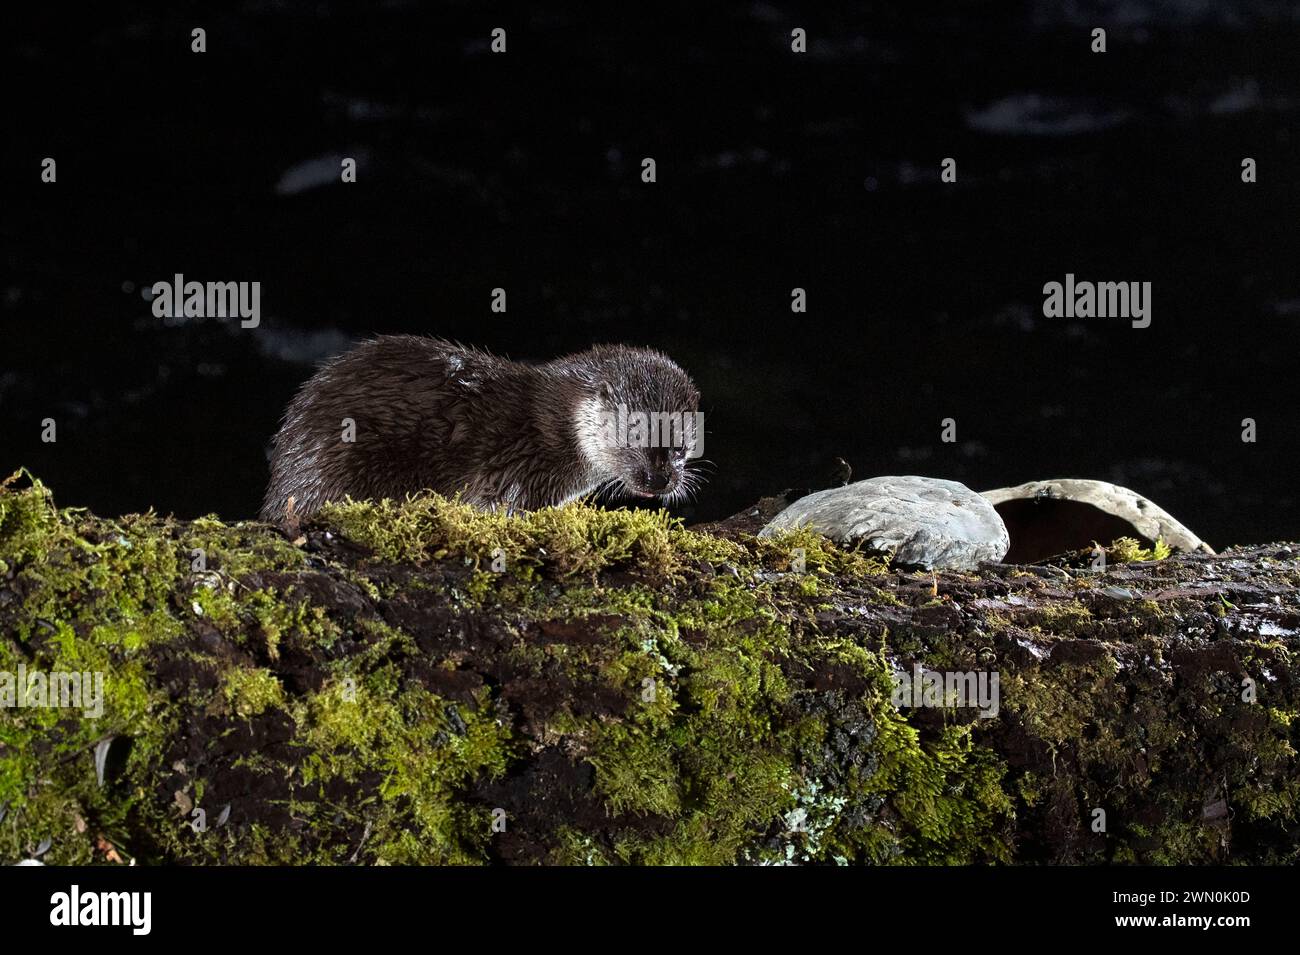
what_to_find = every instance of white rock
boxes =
[760,476,1010,570]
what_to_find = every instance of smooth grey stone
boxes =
[759,476,1010,570]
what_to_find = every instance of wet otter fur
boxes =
[260,335,702,521]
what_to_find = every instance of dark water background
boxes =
[4,1,1299,547]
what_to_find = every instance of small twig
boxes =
[348,819,373,865]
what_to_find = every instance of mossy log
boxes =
[2,473,1298,865]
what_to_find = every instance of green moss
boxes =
[320,494,685,582]
[295,678,512,864]
[588,723,683,816]
[1107,536,1172,563]
[223,668,285,718]
[547,828,610,865]
[0,470,60,573]
[1002,655,1123,757]
[1026,600,1093,637]
[754,526,892,578]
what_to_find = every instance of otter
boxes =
[260,335,703,521]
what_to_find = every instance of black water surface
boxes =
[3,2,1298,547]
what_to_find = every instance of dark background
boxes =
[3,1,1298,547]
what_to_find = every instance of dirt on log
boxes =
[1,472,1298,865]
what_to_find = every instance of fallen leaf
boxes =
[94,834,123,864]
[94,736,118,787]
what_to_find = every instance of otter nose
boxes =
[642,469,670,492]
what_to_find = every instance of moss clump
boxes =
[1107,536,1172,562]
[1023,600,1094,638]
[320,494,687,582]
[0,470,60,573]
[223,668,285,718]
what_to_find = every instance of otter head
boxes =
[572,346,703,505]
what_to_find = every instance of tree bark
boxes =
[2,475,1297,865]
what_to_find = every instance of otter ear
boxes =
[596,381,616,404]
